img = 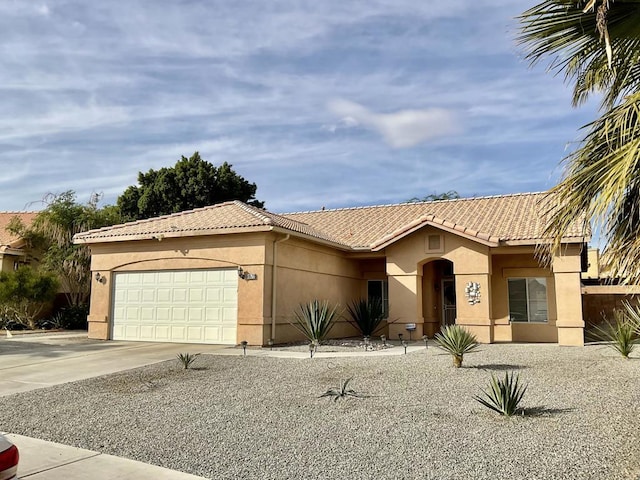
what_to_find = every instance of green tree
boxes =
[0,267,58,329]
[407,190,460,203]
[117,152,264,221]
[7,191,122,307]
[519,1,640,283]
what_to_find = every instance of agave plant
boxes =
[319,378,366,402]
[176,352,200,370]
[434,325,479,368]
[474,372,527,417]
[290,299,341,343]
[346,297,386,337]
[588,308,638,358]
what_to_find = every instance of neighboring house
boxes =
[74,192,589,347]
[0,212,38,272]
[581,248,640,326]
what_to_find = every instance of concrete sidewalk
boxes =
[4,434,207,480]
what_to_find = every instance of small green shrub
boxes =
[434,325,480,367]
[177,352,200,369]
[319,378,366,402]
[474,372,527,416]
[588,309,638,358]
[290,300,341,343]
[346,297,386,337]
[0,267,59,329]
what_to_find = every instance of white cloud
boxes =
[36,4,50,16]
[328,99,460,148]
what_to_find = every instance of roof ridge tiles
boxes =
[280,191,547,215]
[232,201,273,225]
[75,201,241,237]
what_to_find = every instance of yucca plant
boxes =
[290,299,341,343]
[346,297,386,337]
[177,352,200,370]
[474,372,527,417]
[588,309,638,358]
[434,325,480,368]
[319,378,365,402]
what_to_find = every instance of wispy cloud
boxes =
[0,0,597,213]
[327,99,460,148]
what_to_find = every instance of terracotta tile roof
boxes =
[284,192,588,249]
[74,201,348,247]
[74,192,589,249]
[0,212,38,247]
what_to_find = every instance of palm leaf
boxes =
[518,1,640,108]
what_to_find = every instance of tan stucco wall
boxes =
[386,226,494,342]
[87,233,269,344]
[265,235,364,344]
[491,252,558,343]
[383,228,584,345]
[86,232,369,346]
[83,226,585,347]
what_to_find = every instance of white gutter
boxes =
[271,234,290,342]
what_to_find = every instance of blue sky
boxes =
[0,0,600,213]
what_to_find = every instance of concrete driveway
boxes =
[1,332,228,479]
[0,332,230,397]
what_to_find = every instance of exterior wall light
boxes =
[465,282,481,305]
[237,267,257,280]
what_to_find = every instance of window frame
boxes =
[507,277,549,323]
[367,279,389,318]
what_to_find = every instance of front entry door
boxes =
[442,277,456,326]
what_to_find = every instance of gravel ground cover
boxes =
[2,343,640,479]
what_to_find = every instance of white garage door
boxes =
[112,269,238,344]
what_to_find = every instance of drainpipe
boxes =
[271,234,290,342]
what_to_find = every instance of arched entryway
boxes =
[421,259,455,336]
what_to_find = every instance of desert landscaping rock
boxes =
[2,343,640,479]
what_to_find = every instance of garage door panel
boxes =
[189,288,204,302]
[172,288,187,302]
[113,269,238,344]
[140,307,155,322]
[156,325,170,340]
[188,307,203,321]
[173,272,189,284]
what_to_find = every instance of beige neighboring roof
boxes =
[0,212,38,248]
[73,192,589,250]
[73,201,350,248]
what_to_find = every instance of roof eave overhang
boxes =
[370,220,500,251]
[73,225,274,245]
[73,225,353,251]
[501,236,590,247]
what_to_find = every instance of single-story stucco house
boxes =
[0,212,38,273]
[74,192,589,346]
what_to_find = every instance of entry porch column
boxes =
[553,251,585,346]
[387,272,424,340]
